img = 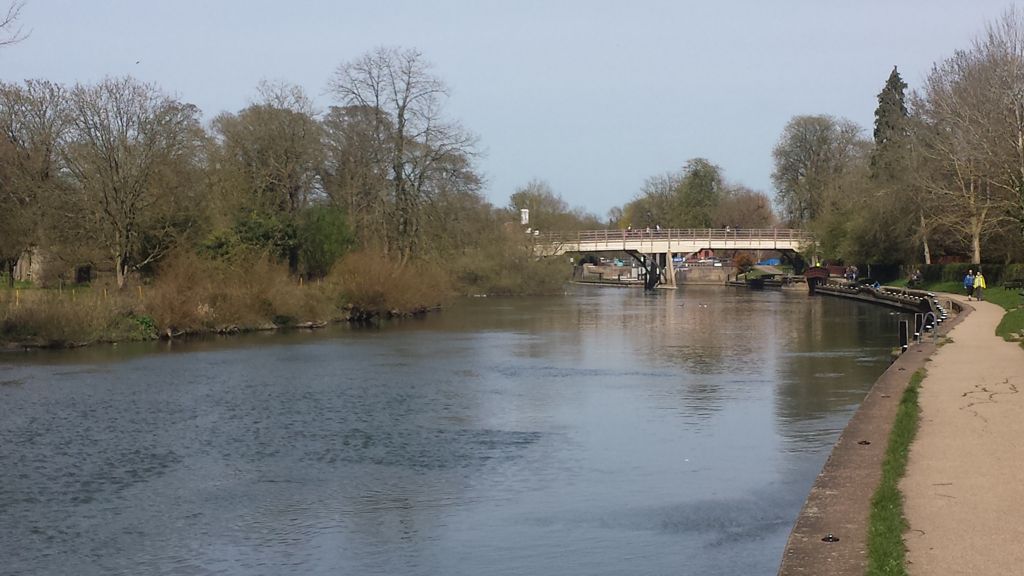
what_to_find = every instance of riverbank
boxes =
[0,252,438,349]
[0,248,576,349]
[778,287,1024,575]
[777,297,967,575]
[0,285,439,351]
[0,292,440,350]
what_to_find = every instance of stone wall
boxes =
[675,266,730,285]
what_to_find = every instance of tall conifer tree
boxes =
[870,66,909,179]
[867,65,933,263]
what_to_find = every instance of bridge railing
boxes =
[536,228,811,245]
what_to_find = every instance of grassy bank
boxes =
[1,247,571,347]
[0,257,423,346]
[0,289,156,346]
[866,369,925,576]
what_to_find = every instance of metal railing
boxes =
[535,228,811,244]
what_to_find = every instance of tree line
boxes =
[608,158,777,231]
[605,8,1024,270]
[7,8,1022,297]
[771,8,1024,267]
[0,47,603,292]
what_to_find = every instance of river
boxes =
[0,285,902,575]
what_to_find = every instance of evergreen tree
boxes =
[862,65,928,264]
[870,66,909,179]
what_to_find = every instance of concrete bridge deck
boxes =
[536,228,811,256]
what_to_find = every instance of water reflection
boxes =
[773,296,899,449]
[0,285,899,575]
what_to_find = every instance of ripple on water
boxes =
[303,427,543,470]
[0,288,899,576]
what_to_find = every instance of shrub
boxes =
[330,249,451,314]
[298,205,353,278]
[734,251,755,273]
[141,251,337,333]
[442,229,571,296]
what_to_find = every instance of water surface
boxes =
[0,286,902,575]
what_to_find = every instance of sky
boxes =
[1,0,1020,218]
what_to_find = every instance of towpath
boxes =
[902,298,1024,575]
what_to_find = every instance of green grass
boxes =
[866,369,924,576]
[982,286,1022,309]
[920,280,964,294]
[976,285,1024,344]
[996,308,1024,344]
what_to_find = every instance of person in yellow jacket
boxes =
[973,270,987,301]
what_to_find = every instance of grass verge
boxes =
[866,368,925,576]
[996,309,1024,340]
[982,287,1024,344]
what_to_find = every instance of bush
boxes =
[1002,263,1024,282]
[329,249,451,314]
[298,206,353,278]
[734,251,755,273]
[142,251,337,333]
[441,229,571,296]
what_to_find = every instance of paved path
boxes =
[902,299,1024,575]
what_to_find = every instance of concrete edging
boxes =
[777,300,971,575]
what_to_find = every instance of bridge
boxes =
[535,228,813,287]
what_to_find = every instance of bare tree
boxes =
[624,172,680,228]
[321,104,392,247]
[771,115,868,227]
[61,77,203,288]
[0,1,26,47]
[972,7,1024,240]
[328,47,478,262]
[714,185,776,229]
[913,48,1011,264]
[0,79,67,286]
[508,179,567,232]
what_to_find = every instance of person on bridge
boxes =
[973,270,987,301]
[964,269,975,300]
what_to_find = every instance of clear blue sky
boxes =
[1,0,1017,217]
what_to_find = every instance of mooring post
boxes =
[899,320,909,353]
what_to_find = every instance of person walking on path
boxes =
[902,298,1024,575]
[963,269,975,300]
[973,270,986,301]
